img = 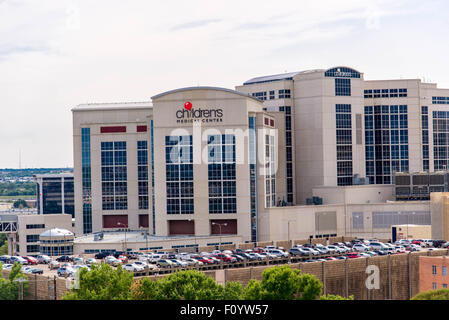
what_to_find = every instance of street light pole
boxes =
[212,222,227,251]
[117,222,128,252]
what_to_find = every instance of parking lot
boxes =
[1,238,447,279]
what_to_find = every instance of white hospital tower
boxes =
[70,66,449,252]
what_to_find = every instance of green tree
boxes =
[13,199,28,209]
[243,265,323,300]
[132,269,243,300]
[0,262,28,300]
[412,289,449,300]
[63,263,134,300]
[320,294,354,300]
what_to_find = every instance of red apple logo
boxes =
[184,101,192,111]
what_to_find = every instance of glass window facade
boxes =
[166,135,194,214]
[249,117,257,242]
[281,106,294,203]
[336,104,353,186]
[208,134,237,214]
[81,128,92,234]
[422,106,429,171]
[101,141,128,210]
[365,105,409,184]
[264,134,276,207]
[432,111,449,170]
[335,78,351,96]
[137,141,149,209]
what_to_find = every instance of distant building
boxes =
[33,173,74,218]
[419,256,449,292]
[0,213,72,256]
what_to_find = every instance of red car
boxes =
[22,256,38,265]
[345,252,360,259]
[192,256,214,265]
[253,247,265,254]
[213,254,237,263]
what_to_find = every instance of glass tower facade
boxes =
[365,105,409,184]
[165,135,194,214]
[81,128,92,234]
[208,134,237,214]
[336,104,353,186]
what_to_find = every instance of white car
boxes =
[394,246,406,253]
[37,255,52,264]
[105,256,120,266]
[183,258,203,266]
[409,244,422,251]
[359,253,371,258]
[123,263,145,272]
[369,242,388,250]
[258,252,277,259]
[267,249,289,258]
[248,253,264,261]
[1,264,13,270]
[352,244,370,252]
[169,259,188,267]
[73,265,91,272]
[85,258,98,266]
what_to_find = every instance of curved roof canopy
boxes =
[324,66,361,78]
[151,86,262,102]
[40,228,74,238]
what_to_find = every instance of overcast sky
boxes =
[1,0,448,168]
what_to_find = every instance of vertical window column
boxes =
[249,117,257,242]
[101,141,128,210]
[336,104,353,186]
[137,141,149,209]
[81,128,92,234]
[166,135,194,214]
[208,134,237,214]
[422,106,429,171]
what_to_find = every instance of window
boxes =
[278,89,291,99]
[137,141,149,209]
[433,282,437,290]
[252,92,267,101]
[165,135,194,214]
[101,141,127,210]
[335,78,351,96]
[336,104,352,185]
[443,266,447,276]
[208,134,237,214]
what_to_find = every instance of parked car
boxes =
[359,253,371,258]
[95,251,113,259]
[105,256,120,266]
[352,244,370,252]
[369,242,388,250]
[346,252,360,259]
[213,254,237,263]
[372,250,388,256]
[423,240,434,248]
[73,257,84,265]
[0,255,11,264]
[300,247,320,256]
[230,254,245,262]
[169,259,189,267]
[365,251,378,256]
[57,266,75,277]
[325,257,338,261]
[72,265,90,273]
[49,261,60,270]
[36,255,51,264]
[184,258,203,266]
[338,246,351,253]
[22,256,39,265]
[253,247,266,254]
[30,268,44,274]
[192,256,214,265]
[1,264,13,270]
[266,249,289,258]
[325,245,341,254]
[235,252,252,260]
[56,256,73,262]
[394,246,406,253]
[432,240,447,248]
[156,259,174,268]
[10,256,28,265]
[123,263,145,272]
[247,252,265,261]
[409,244,422,252]
[85,258,98,266]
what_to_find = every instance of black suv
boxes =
[95,252,113,259]
[56,255,73,262]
